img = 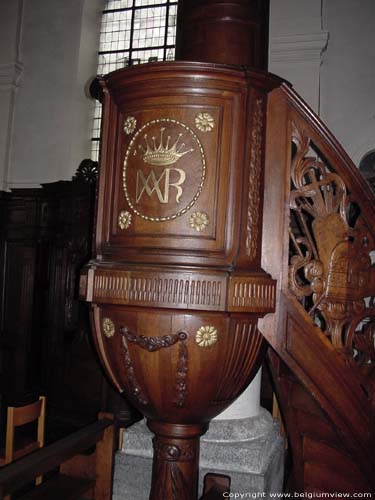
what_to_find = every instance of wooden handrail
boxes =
[0,417,113,497]
[280,83,375,223]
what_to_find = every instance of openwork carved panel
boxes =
[288,123,375,368]
[98,65,253,268]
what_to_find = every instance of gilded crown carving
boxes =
[138,128,194,166]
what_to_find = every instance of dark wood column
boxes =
[175,0,269,69]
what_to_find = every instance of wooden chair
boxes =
[1,396,46,498]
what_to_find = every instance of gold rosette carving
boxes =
[124,116,137,135]
[195,112,215,132]
[195,326,218,347]
[102,317,115,338]
[118,210,132,230]
[189,211,209,231]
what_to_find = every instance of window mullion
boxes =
[163,0,170,61]
[128,0,136,65]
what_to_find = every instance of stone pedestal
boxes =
[113,408,284,499]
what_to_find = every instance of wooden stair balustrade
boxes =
[259,84,375,492]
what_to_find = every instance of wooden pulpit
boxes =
[80,1,279,498]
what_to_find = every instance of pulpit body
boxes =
[80,2,279,498]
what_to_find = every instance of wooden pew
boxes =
[0,413,115,499]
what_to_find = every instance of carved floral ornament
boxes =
[189,211,209,231]
[118,210,132,230]
[195,326,218,347]
[153,441,195,462]
[288,123,375,366]
[195,112,215,132]
[72,159,98,184]
[102,317,115,338]
[124,116,137,135]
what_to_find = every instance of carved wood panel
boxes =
[0,192,41,402]
[95,63,280,269]
[2,241,36,397]
[0,171,137,429]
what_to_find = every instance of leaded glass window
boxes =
[92,0,178,160]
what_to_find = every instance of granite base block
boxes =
[113,455,152,500]
[113,409,284,499]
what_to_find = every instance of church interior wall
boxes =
[0,0,373,187]
[320,0,375,164]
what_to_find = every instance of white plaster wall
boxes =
[0,0,23,63]
[3,0,104,189]
[269,0,328,113]
[69,0,106,175]
[270,0,323,35]
[320,0,375,164]
[1,1,373,183]
[0,0,24,191]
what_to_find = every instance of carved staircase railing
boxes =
[260,84,375,492]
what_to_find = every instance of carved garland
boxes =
[288,123,375,369]
[173,335,188,407]
[120,327,189,407]
[246,97,264,259]
[120,334,149,406]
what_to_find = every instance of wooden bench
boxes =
[0,413,115,499]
